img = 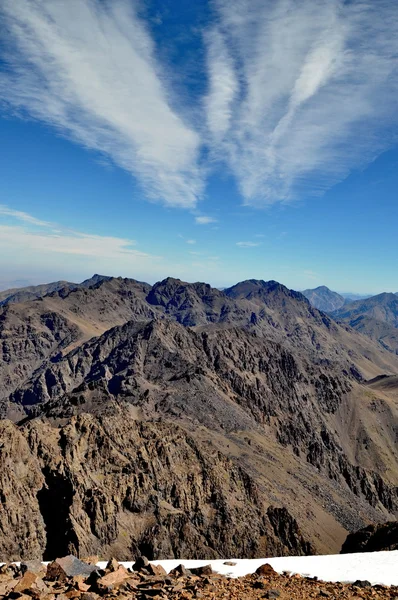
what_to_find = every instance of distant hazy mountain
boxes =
[302,285,345,312]
[340,293,371,302]
[0,280,73,306]
[0,273,112,306]
[334,292,398,354]
[0,278,32,291]
[335,292,398,328]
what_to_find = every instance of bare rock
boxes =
[145,564,167,577]
[105,558,120,573]
[189,565,213,577]
[46,556,97,580]
[353,580,372,588]
[94,566,130,594]
[169,565,192,578]
[12,571,39,593]
[342,522,398,553]
[20,561,46,576]
[132,557,150,572]
[265,590,281,599]
[255,564,277,577]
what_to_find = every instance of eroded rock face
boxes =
[0,412,313,561]
[1,276,398,560]
[341,521,398,553]
[9,318,397,517]
[0,421,46,559]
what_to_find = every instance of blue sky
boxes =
[0,0,397,293]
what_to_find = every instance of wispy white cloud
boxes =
[1,0,398,213]
[195,216,217,225]
[236,241,261,248]
[0,202,167,286]
[0,224,150,259]
[0,205,52,227]
[178,234,197,244]
[204,27,238,143]
[205,0,398,205]
[0,0,202,208]
[0,205,156,260]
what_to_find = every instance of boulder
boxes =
[46,556,97,580]
[255,563,277,577]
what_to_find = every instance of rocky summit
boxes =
[0,556,396,600]
[301,286,346,313]
[0,275,397,561]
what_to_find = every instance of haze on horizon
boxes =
[0,0,397,294]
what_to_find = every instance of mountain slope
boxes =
[302,285,345,312]
[0,279,73,306]
[0,277,154,405]
[335,293,398,327]
[6,317,398,556]
[0,409,314,561]
[0,274,115,306]
[0,276,398,560]
[334,293,398,354]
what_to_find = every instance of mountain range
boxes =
[333,292,398,355]
[0,275,397,561]
[302,286,398,356]
[302,286,346,312]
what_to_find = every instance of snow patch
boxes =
[98,551,398,586]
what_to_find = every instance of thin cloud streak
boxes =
[0,0,202,208]
[0,225,151,259]
[236,241,261,247]
[206,0,398,205]
[0,205,155,260]
[204,27,238,143]
[195,216,217,224]
[0,205,52,227]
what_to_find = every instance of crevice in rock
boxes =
[36,467,79,560]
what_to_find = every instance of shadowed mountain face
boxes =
[0,275,397,560]
[341,521,398,553]
[302,286,345,313]
[334,293,398,354]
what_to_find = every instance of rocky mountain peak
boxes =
[302,286,345,313]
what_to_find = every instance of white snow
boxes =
[97,551,398,586]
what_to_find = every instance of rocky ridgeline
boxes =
[1,276,398,558]
[0,555,397,600]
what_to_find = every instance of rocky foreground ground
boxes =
[0,555,397,600]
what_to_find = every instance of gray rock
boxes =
[46,555,97,580]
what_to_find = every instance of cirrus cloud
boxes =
[0,0,203,208]
[205,0,398,205]
[236,241,262,248]
[1,0,398,210]
[195,216,218,225]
